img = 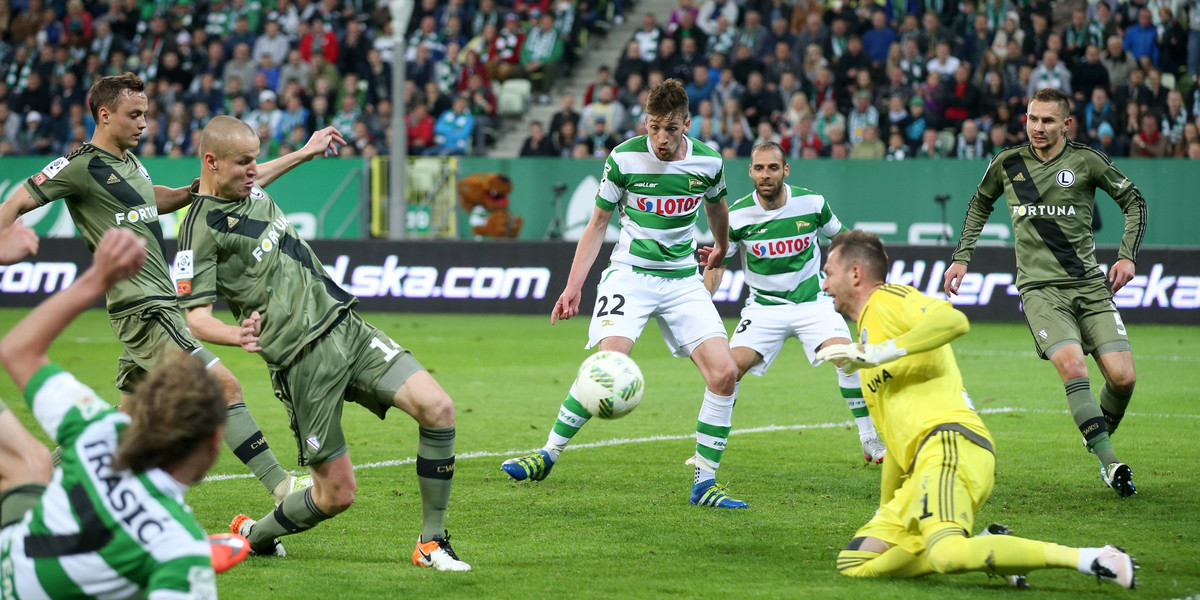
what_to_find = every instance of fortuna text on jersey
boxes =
[253,215,292,262]
[114,205,160,225]
[1011,205,1078,217]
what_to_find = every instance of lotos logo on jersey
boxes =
[635,196,701,216]
[252,215,291,261]
[749,235,812,258]
[114,205,159,225]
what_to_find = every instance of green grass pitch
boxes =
[0,309,1197,599]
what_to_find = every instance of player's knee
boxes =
[210,366,243,404]
[314,473,357,515]
[1108,369,1136,393]
[924,532,969,574]
[705,363,738,395]
[836,537,887,577]
[416,391,455,428]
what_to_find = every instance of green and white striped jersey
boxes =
[726,185,846,306]
[0,364,215,600]
[597,136,727,278]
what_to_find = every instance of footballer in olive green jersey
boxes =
[945,88,1140,498]
[0,73,299,507]
[178,116,469,571]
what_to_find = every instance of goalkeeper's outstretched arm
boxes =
[890,303,969,356]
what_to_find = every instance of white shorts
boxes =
[587,267,727,358]
[729,299,852,375]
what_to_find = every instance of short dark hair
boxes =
[1031,87,1071,118]
[645,79,689,120]
[88,72,145,121]
[751,141,786,165]
[828,230,889,283]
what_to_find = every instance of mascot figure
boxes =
[458,172,523,239]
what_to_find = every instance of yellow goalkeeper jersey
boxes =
[855,283,994,474]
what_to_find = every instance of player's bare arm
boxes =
[153,181,199,214]
[0,187,40,232]
[255,126,347,189]
[701,256,725,296]
[1108,258,1136,293]
[551,204,613,324]
[0,219,38,265]
[185,304,264,353]
[0,229,145,391]
[702,198,730,269]
[944,262,968,295]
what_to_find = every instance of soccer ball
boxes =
[575,351,644,419]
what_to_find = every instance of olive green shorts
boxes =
[110,306,220,393]
[270,311,425,467]
[1020,278,1131,360]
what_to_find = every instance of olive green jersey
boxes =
[21,144,175,316]
[175,186,355,368]
[951,141,1147,291]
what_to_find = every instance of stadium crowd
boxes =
[2,0,1200,161]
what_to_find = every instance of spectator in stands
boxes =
[553,118,579,157]
[223,42,256,93]
[405,96,434,154]
[1131,112,1169,157]
[489,15,524,82]
[697,0,737,36]
[886,130,908,160]
[651,37,687,83]
[673,10,707,54]
[1072,45,1111,104]
[520,120,557,156]
[862,11,897,68]
[521,12,565,104]
[764,40,799,87]
[814,98,845,146]
[724,119,752,157]
[1163,90,1189,149]
[1082,86,1119,144]
[615,42,647,90]
[633,13,663,62]
[307,94,333,132]
[1100,35,1137,91]
[847,90,879,146]
[339,20,372,77]
[784,113,821,158]
[407,43,435,89]
[901,96,928,151]
[711,65,744,112]
[915,128,945,158]
[927,41,961,79]
[1028,49,1072,99]
[1174,121,1199,157]
[955,119,985,159]
[582,115,619,157]
[580,85,628,138]
[941,63,980,130]
[849,124,884,159]
[736,10,767,59]
[584,65,619,106]
[1113,67,1151,113]
[739,71,781,130]
[822,123,849,158]
[1144,68,1170,115]
[0,102,19,145]
[1124,8,1159,68]
[547,93,580,139]
[431,94,475,155]
[961,13,993,69]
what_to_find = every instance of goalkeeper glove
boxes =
[815,339,907,373]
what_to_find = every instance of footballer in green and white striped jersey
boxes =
[0,365,215,600]
[726,184,846,306]
[597,135,727,278]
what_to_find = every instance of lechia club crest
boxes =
[1055,169,1075,187]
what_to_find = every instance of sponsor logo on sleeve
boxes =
[32,173,47,185]
[177,280,191,294]
[41,157,69,179]
[174,250,194,278]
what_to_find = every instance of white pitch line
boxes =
[201,407,1199,483]
[954,348,1200,362]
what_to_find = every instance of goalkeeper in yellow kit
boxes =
[816,230,1136,588]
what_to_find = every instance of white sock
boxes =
[694,465,715,484]
[1077,547,1103,574]
[855,416,876,440]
